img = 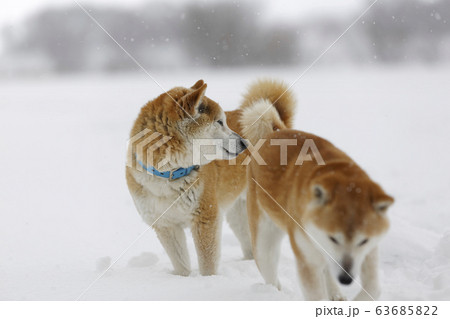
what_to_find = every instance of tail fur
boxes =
[239,79,296,145]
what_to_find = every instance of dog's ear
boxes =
[191,79,204,90]
[372,193,394,214]
[371,183,394,214]
[182,83,207,114]
[312,184,329,205]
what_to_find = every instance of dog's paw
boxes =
[242,250,254,260]
[264,280,281,290]
[353,288,380,301]
[275,281,281,291]
[330,294,347,301]
[172,269,191,277]
[353,292,374,301]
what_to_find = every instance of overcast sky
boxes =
[2,0,361,27]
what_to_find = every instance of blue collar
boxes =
[136,157,199,181]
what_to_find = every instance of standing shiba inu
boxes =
[126,79,295,276]
[126,80,246,276]
[244,83,394,300]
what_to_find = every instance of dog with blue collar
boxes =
[126,79,295,279]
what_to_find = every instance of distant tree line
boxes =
[1,0,449,73]
[362,0,450,63]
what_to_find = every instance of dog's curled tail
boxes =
[238,79,296,145]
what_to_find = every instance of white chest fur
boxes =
[130,169,203,228]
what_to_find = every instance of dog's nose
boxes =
[338,273,353,285]
[239,138,248,151]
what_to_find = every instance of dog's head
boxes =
[174,80,248,165]
[131,80,247,169]
[304,166,393,285]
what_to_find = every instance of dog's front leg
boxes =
[353,248,381,301]
[154,224,191,276]
[191,209,221,276]
[289,231,328,300]
[324,268,346,301]
[295,260,328,300]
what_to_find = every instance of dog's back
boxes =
[243,82,393,300]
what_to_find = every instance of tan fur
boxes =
[126,78,296,277]
[244,85,394,300]
[240,78,296,128]
[248,130,393,235]
[128,81,221,170]
[239,79,296,145]
[127,79,295,277]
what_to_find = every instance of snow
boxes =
[0,65,449,300]
[96,257,111,272]
[127,252,158,268]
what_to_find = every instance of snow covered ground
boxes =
[0,66,449,300]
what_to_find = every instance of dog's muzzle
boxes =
[338,255,353,285]
[232,132,248,154]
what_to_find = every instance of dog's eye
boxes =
[329,236,339,245]
[217,120,224,126]
[198,104,206,114]
[358,238,369,246]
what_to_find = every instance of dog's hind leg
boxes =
[253,209,284,289]
[154,225,191,276]
[247,179,283,289]
[226,195,253,260]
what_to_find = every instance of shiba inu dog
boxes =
[126,79,295,276]
[244,84,394,300]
